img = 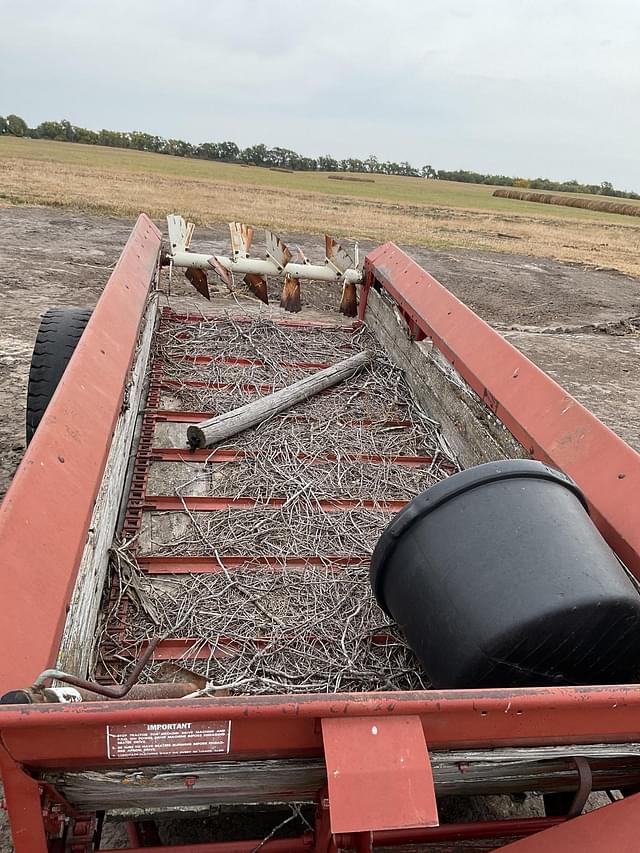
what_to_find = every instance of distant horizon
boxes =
[3,111,638,198]
[1,1,638,191]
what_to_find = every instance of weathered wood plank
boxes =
[364,288,526,467]
[56,297,159,677]
[186,350,373,449]
[46,742,640,811]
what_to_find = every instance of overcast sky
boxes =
[2,0,639,189]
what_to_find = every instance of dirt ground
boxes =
[1,206,638,497]
[0,207,638,848]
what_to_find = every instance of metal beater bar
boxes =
[171,249,362,284]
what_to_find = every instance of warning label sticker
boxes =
[106,721,231,759]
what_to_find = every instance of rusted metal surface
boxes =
[338,817,565,847]
[30,682,200,703]
[208,255,233,292]
[325,236,355,274]
[4,686,640,768]
[169,216,362,316]
[266,229,293,270]
[322,716,438,833]
[185,266,210,300]
[31,638,161,699]
[326,236,358,316]
[565,757,592,818]
[280,272,302,312]
[243,271,269,304]
[0,214,161,696]
[364,242,640,578]
[0,752,47,850]
[103,840,312,853]
[339,280,358,317]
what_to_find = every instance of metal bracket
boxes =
[325,236,355,274]
[265,230,293,272]
[166,214,191,255]
[321,715,438,834]
[567,757,593,818]
[229,222,254,258]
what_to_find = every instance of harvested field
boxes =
[494,187,640,217]
[327,174,375,183]
[3,138,640,276]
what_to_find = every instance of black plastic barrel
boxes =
[370,459,640,688]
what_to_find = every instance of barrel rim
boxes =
[370,459,588,613]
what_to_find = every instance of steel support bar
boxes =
[0,754,47,853]
[340,816,564,846]
[364,242,640,577]
[3,686,640,767]
[171,250,361,284]
[0,215,161,695]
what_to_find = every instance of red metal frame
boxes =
[0,214,161,696]
[2,685,640,764]
[363,242,640,579]
[2,230,640,851]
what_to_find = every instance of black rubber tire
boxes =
[26,307,92,444]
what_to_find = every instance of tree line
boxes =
[437,169,639,200]
[1,113,636,199]
[0,114,433,177]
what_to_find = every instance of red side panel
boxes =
[0,215,161,694]
[499,791,640,851]
[364,243,640,577]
